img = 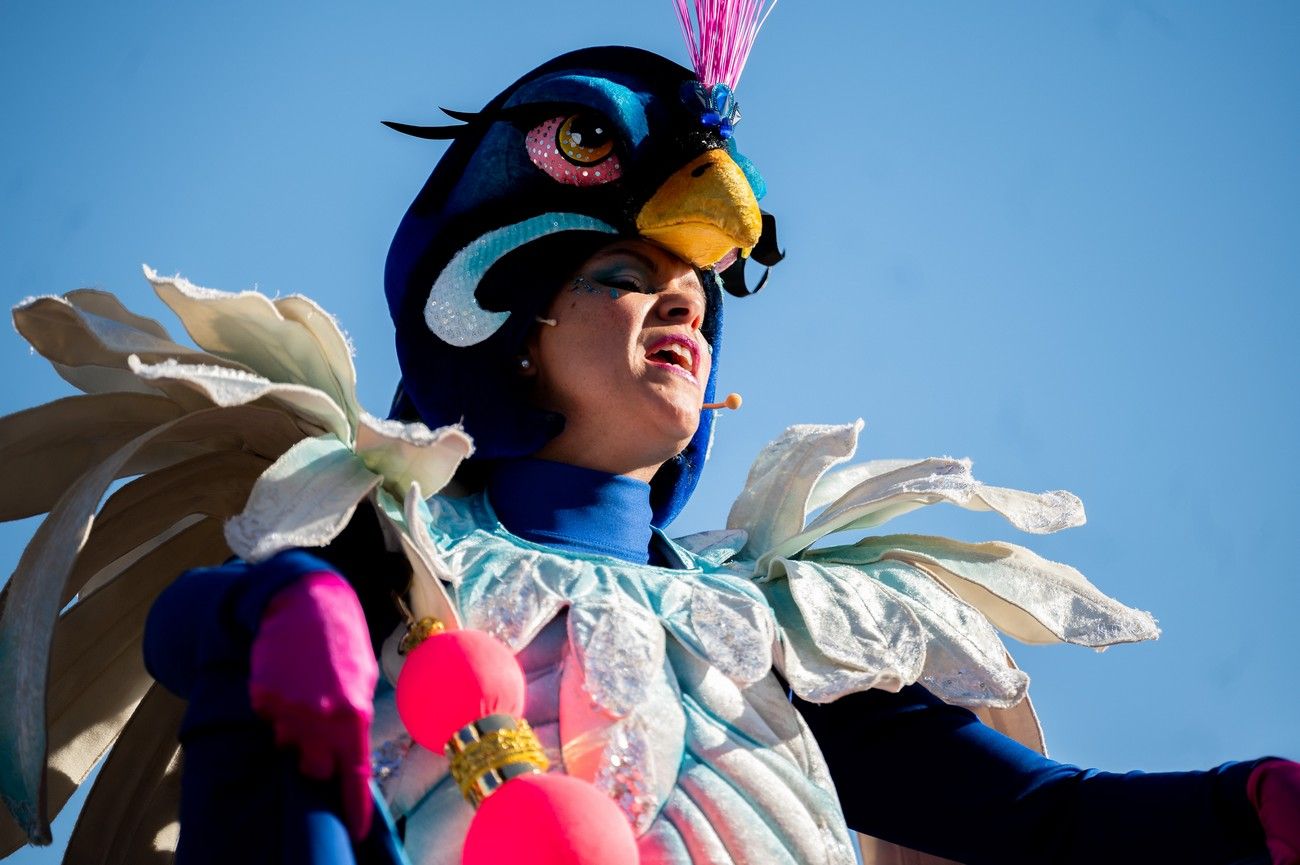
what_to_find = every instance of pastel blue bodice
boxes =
[371,488,857,865]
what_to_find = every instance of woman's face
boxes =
[527,240,711,481]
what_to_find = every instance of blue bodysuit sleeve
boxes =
[141,540,408,865]
[795,684,1269,865]
[143,549,336,725]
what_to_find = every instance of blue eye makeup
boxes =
[574,250,707,305]
[602,275,652,295]
[572,273,651,297]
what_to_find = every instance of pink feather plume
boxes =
[672,0,778,91]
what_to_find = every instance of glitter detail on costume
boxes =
[688,585,771,684]
[526,114,623,187]
[372,735,412,782]
[595,720,659,834]
[424,213,617,346]
[466,553,551,650]
[819,817,855,863]
[570,603,663,717]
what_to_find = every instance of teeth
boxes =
[659,343,692,369]
[650,342,693,372]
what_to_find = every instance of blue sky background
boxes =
[2,1,1297,859]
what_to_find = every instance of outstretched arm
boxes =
[796,684,1274,865]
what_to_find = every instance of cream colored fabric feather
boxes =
[61,683,185,865]
[0,394,185,522]
[68,451,274,602]
[46,520,228,822]
[1,271,469,855]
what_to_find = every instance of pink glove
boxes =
[250,570,379,840]
[1250,759,1300,865]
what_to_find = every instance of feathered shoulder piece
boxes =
[676,419,1160,709]
[0,269,467,857]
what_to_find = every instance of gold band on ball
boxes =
[446,714,550,807]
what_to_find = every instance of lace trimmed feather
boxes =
[719,420,1159,708]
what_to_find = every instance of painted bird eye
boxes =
[526,113,623,187]
[557,115,613,163]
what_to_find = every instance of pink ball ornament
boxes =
[463,773,639,865]
[395,626,638,864]
[395,628,526,751]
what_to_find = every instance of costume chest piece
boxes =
[373,492,858,865]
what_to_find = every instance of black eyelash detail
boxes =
[606,278,654,295]
[572,274,657,298]
[383,103,601,140]
[381,120,469,140]
[439,106,479,123]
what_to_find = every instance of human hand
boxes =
[1249,759,1300,865]
[250,570,379,840]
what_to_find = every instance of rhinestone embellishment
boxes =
[594,721,659,834]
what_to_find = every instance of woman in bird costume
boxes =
[1,2,1297,864]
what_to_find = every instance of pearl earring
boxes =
[518,356,533,371]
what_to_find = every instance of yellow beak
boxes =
[635,148,762,269]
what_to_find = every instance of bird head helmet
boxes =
[385,3,783,525]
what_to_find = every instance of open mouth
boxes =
[644,335,699,383]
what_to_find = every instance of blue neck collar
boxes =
[487,458,655,565]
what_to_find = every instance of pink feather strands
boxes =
[672,0,779,91]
